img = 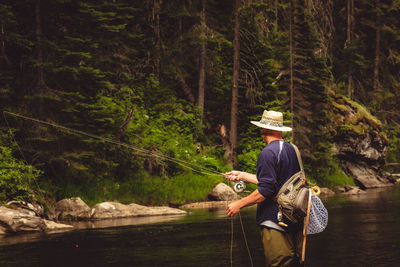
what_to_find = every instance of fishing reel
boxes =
[311,185,321,196]
[233,180,246,193]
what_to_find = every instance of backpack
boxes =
[274,143,309,227]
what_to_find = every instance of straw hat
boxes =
[250,110,292,132]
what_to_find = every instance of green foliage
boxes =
[343,96,382,129]
[129,172,225,206]
[305,143,354,187]
[42,171,225,207]
[1,0,400,206]
[0,132,42,202]
[237,101,290,173]
[308,159,355,188]
[386,125,400,172]
[30,74,231,202]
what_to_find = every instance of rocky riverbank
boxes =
[0,198,186,236]
[1,180,398,236]
[0,203,73,235]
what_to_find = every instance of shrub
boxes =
[0,145,41,202]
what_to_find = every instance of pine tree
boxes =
[229,0,241,166]
[280,0,333,175]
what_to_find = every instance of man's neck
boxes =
[266,136,283,144]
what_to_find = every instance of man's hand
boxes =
[226,189,266,217]
[226,200,241,217]
[224,171,258,185]
[223,171,242,181]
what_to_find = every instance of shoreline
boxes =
[1,183,398,239]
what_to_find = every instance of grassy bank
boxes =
[39,171,225,207]
[37,160,356,207]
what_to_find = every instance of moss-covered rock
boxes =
[329,93,394,188]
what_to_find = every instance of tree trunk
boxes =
[346,0,353,99]
[153,0,161,79]
[35,0,47,94]
[176,64,195,103]
[219,124,233,163]
[198,0,206,122]
[373,2,380,92]
[1,22,11,66]
[229,0,241,166]
[289,0,294,141]
[274,0,278,31]
[114,107,136,141]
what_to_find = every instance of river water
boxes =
[1,186,400,267]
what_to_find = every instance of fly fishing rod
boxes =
[3,110,250,192]
[3,110,227,177]
[3,110,253,266]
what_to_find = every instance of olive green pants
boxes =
[260,227,304,267]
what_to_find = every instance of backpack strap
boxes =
[277,140,284,164]
[291,143,306,181]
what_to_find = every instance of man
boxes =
[225,110,303,267]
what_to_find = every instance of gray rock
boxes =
[180,201,229,209]
[0,224,6,235]
[0,206,72,235]
[90,202,133,219]
[0,206,45,233]
[332,185,365,195]
[208,183,241,201]
[127,203,186,217]
[391,173,400,183]
[332,185,346,193]
[331,95,394,189]
[90,202,187,220]
[54,197,91,220]
[6,201,44,217]
[341,185,366,195]
[318,187,335,197]
[43,219,73,232]
[344,162,392,188]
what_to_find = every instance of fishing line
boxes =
[230,217,234,267]
[239,212,254,267]
[2,111,224,177]
[229,212,254,267]
[3,110,254,266]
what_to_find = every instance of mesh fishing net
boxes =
[307,192,328,235]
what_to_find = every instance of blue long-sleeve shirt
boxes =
[256,140,301,229]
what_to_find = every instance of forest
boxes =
[0,0,399,206]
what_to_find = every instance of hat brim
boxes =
[250,121,292,132]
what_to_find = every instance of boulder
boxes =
[342,185,366,194]
[43,219,73,232]
[331,94,395,189]
[6,201,45,217]
[90,202,133,219]
[318,187,335,197]
[0,206,72,235]
[180,201,229,209]
[0,225,6,235]
[332,185,346,193]
[208,183,241,201]
[90,202,186,220]
[54,197,91,220]
[391,173,400,183]
[344,161,392,188]
[0,206,45,233]
[127,203,187,217]
[332,185,365,195]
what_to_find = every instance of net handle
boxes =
[301,188,313,262]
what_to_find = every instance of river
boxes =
[1,186,400,267]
